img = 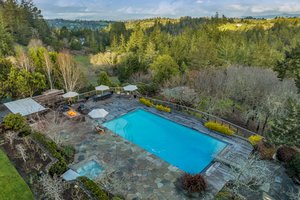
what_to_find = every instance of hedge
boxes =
[31,132,68,176]
[78,176,109,200]
[204,121,234,136]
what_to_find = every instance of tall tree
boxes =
[150,55,180,84]
[57,52,81,92]
[267,99,300,147]
[274,45,300,92]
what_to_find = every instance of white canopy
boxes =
[88,109,109,119]
[62,91,79,98]
[123,85,138,92]
[4,98,47,116]
[95,85,109,91]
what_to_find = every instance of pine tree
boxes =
[267,99,300,147]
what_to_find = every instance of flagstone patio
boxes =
[57,96,254,199]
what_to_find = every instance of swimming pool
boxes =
[103,109,227,174]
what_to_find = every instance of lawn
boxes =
[0,149,34,200]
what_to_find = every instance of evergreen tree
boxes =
[267,99,300,147]
[274,45,300,92]
[150,54,179,84]
[97,71,112,86]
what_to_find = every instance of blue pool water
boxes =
[76,160,103,180]
[103,109,227,174]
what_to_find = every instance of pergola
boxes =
[4,98,47,116]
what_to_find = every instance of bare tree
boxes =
[16,144,27,163]
[32,112,70,146]
[5,131,16,148]
[44,50,54,89]
[39,174,65,200]
[228,154,274,197]
[15,46,32,72]
[57,52,81,92]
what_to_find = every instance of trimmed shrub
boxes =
[288,153,300,179]
[155,104,171,113]
[3,113,27,131]
[204,121,234,136]
[256,141,276,160]
[139,98,154,107]
[277,146,298,162]
[78,176,109,200]
[181,173,207,193]
[248,134,264,146]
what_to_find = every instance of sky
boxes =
[33,0,300,20]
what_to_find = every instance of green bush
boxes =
[155,104,171,113]
[49,160,67,176]
[18,125,32,137]
[32,132,68,176]
[288,153,300,179]
[78,176,109,200]
[137,83,159,96]
[139,98,154,107]
[204,121,234,136]
[61,145,75,163]
[3,113,27,131]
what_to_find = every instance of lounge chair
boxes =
[93,91,113,102]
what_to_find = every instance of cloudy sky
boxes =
[33,0,300,20]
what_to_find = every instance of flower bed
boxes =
[204,121,234,136]
[248,134,264,146]
[78,176,109,200]
[139,97,154,107]
[155,104,171,113]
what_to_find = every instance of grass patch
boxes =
[0,149,34,200]
[74,55,98,85]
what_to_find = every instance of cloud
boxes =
[33,0,300,20]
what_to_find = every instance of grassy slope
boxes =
[0,149,34,200]
[74,55,98,85]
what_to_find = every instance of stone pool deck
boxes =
[62,96,253,199]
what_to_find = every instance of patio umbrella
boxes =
[88,109,109,119]
[95,85,109,94]
[123,85,138,92]
[62,91,79,99]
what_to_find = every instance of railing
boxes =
[76,89,256,138]
[141,97,257,138]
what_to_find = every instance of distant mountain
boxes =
[243,13,300,19]
[46,19,114,30]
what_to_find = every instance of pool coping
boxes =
[102,107,234,174]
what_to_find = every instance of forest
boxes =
[0,0,300,146]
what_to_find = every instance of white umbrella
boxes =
[62,91,79,99]
[95,85,109,91]
[123,85,138,92]
[95,85,109,94]
[88,109,109,119]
